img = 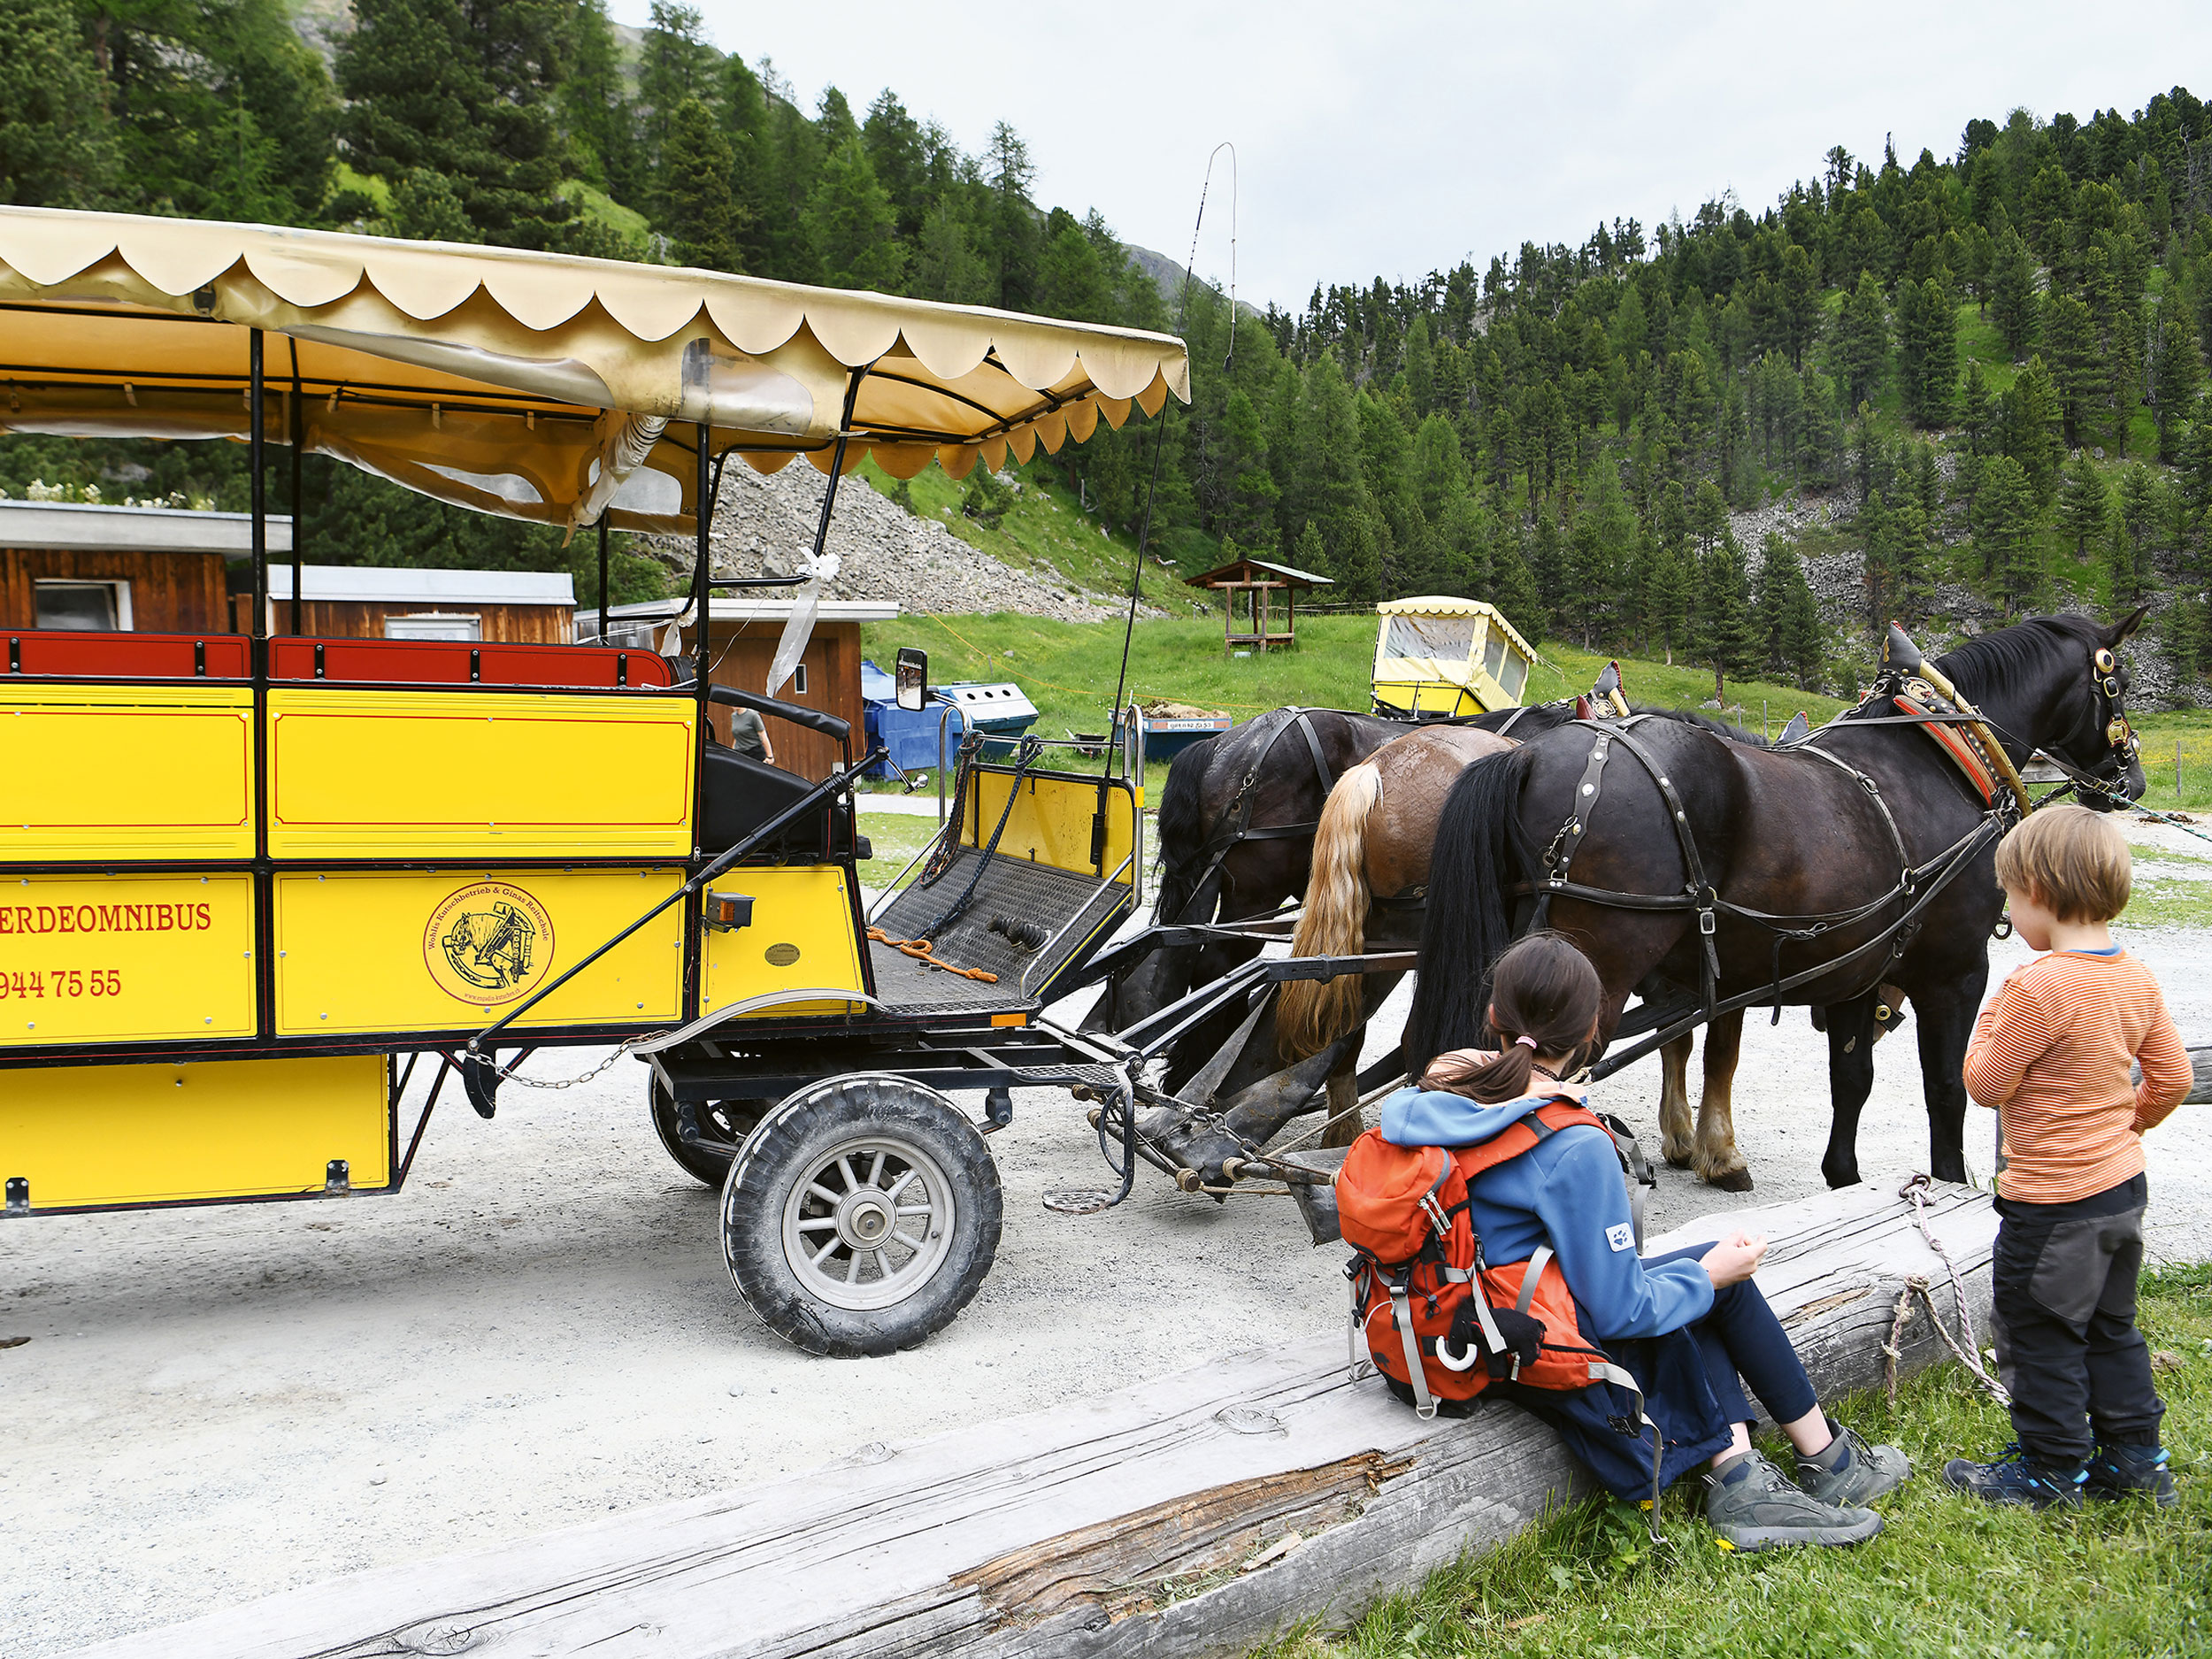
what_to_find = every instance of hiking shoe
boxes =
[2085,1442,2178,1509]
[1796,1417,1912,1507]
[1941,1443,2085,1509]
[1701,1449,1884,1551]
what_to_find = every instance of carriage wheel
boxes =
[649,1077,770,1187]
[721,1074,1001,1357]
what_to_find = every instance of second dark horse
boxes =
[1404,611,2148,1188]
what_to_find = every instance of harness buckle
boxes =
[1700,908,1717,936]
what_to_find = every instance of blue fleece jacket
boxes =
[1379,1085,1714,1340]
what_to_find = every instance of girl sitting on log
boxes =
[1384,933,1912,1550]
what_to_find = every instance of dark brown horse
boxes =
[1405,611,2148,1189]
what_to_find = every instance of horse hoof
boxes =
[1664,1152,1694,1171]
[1706,1168,1755,1193]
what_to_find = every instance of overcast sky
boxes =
[635,2,2212,312]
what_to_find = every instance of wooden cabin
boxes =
[0,498,288,634]
[598,596,897,782]
[1183,555,1331,655]
[240,566,576,642]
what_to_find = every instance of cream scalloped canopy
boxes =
[0,206,1191,533]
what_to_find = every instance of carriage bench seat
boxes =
[867,847,1132,1017]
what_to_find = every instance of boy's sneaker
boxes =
[1701,1449,1884,1551]
[1941,1443,2086,1509]
[1796,1417,1912,1507]
[2085,1441,2178,1509]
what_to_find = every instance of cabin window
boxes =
[792,663,810,695]
[385,611,482,641]
[35,579,130,631]
[1499,652,1529,700]
[1482,632,1508,683]
[1382,614,1475,660]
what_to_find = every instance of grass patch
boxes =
[856,613,1852,783]
[1258,1264,2212,1658]
[853,811,945,890]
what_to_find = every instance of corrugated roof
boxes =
[1185,556,1333,588]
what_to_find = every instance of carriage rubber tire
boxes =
[721,1074,1002,1358]
[649,1078,770,1187]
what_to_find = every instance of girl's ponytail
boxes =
[1417,934,1602,1104]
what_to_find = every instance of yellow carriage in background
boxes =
[0,207,1181,1355]
[1370,595,1539,718]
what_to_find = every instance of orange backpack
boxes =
[1336,1099,1649,1423]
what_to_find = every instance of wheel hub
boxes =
[837,1191,895,1249]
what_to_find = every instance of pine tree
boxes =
[2104,498,2142,605]
[2005,356,2064,504]
[803,136,905,289]
[339,0,579,250]
[2039,290,2101,448]
[2150,294,2203,462]
[1647,539,1693,665]
[1989,227,2040,358]
[1837,271,1889,408]
[1960,358,1994,452]
[1915,276,1959,426]
[2054,452,2108,561]
[1860,488,1893,617]
[1489,533,1547,641]
[388,167,475,242]
[659,97,740,271]
[1979,455,2045,615]
[637,1,715,174]
[1702,530,1762,702]
[562,0,638,198]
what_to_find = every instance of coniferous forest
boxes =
[1,0,2208,695]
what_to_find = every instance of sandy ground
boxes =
[6,818,2211,1654]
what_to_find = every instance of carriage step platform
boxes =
[869,847,1131,1016]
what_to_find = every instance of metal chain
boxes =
[466,1036,649,1091]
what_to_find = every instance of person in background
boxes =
[727,705,775,766]
[1947,805,2192,1509]
[1388,933,1910,1551]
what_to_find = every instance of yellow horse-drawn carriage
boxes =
[1370,595,1539,718]
[0,207,1185,1355]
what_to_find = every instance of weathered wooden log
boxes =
[2135,1042,2212,1106]
[78,1182,1997,1659]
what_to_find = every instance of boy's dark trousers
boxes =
[1991,1171,2163,1468]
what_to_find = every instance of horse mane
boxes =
[1627,703,1770,746]
[1148,730,1217,922]
[1935,616,2102,702]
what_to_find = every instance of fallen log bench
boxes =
[78,1182,1997,1659]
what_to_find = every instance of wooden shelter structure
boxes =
[1184,555,1330,655]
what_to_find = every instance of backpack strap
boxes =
[1515,1243,1555,1315]
[1389,1279,1437,1419]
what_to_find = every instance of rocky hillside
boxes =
[654,458,1130,623]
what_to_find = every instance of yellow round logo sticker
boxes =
[423,881,556,1006]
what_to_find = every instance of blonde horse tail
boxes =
[1278,762,1381,1061]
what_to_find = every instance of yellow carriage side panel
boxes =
[960,771,1137,883]
[265,687,695,860]
[0,684,254,861]
[0,874,256,1047]
[273,868,684,1035]
[0,1055,388,1210]
[703,866,866,1018]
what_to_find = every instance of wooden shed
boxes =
[0,498,288,634]
[597,596,898,782]
[240,566,576,642]
[1184,555,1331,655]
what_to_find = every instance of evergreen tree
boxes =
[659,96,740,271]
[2039,290,2101,447]
[1837,271,1889,408]
[340,0,579,250]
[2150,294,2203,462]
[562,0,637,198]
[637,2,716,174]
[1647,538,1694,664]
[911,201,994,304]
[2054,451,2109,560]
[1912,276,1959,426]
[1978,454,2045,614]
[1702,530,1762,701]
[2005,356,2064,503]
[1989,227,2040,357]
[0,0,112,206]
[2103,497,2143,605]
[388,167,475,242]
[803,136,904,289]
[1489,531,1547,641]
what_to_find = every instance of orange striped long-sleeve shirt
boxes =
[1962,949,2193,1203]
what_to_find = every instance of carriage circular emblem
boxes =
[423,881,556,1006]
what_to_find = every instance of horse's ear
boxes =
[2105,604,2150,646]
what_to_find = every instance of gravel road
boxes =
[6,831,2210,1653]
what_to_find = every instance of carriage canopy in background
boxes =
[1370,595,1538,718]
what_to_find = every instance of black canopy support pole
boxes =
[288,349,303,635]
[249,328,267,641]
[596,517,610,644]
[808,366,867,570]
[686,419,713,1023]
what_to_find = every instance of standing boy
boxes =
[1946,805,2192,1509]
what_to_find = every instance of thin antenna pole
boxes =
[597,517,610,644]
[249,329,265,641]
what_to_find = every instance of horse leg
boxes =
[1694,1010,1752,1191]
[1913,973,1983,1186]
[1658,1033,1695,1170]
[1820,993,1880,1189]
[1320,1045,1363,1148]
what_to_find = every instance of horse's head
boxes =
[1939,608,2149,811]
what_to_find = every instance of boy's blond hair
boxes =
[1994,803,2131,923]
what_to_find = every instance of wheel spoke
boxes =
[810,1236,842,1267]
[893,1202,933,1217]
[837,1155,859,1194]
[805,1181,841,1207]
[844,1249,863,1284]
[871,1248,890,1280]
[887,1227,924,1255]
[866,1149,887,1189]
[795,1216,839,1232]
[882,1169,917,1202]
